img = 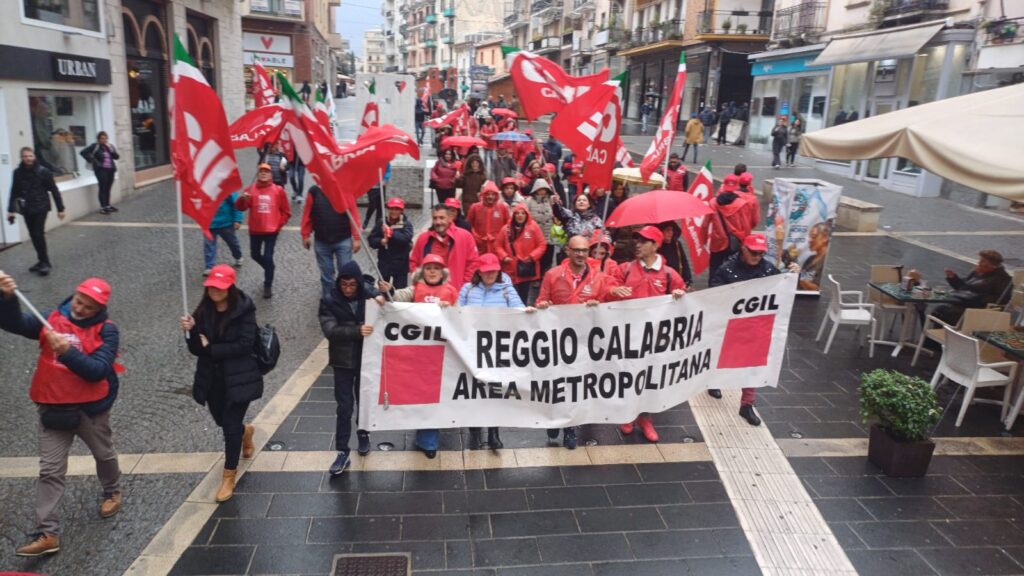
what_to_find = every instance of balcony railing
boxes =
[425,39,437,47]
[443,35,454,44]
[883,0,950,16]
[248,0,304,20]
[593,26,629,48]
[625,19,684,46]
[530,36,562,52]
[772,1,826,41]
[573,0,594,12]
[698,10,773,36]
[443,7,455,17]
[530,0,563,15]
[426,13,437,23]
[984,17,1022,45]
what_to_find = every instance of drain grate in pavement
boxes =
[332,553,410,576]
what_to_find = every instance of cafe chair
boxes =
[816,275,876,357]
[912,309,1012,367]
[868,265,905,337]
[931,327,1019,427]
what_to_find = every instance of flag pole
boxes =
[0,272,55,330]
[174,181,191,339]
[377,167,387,220]
[353,216,391,302]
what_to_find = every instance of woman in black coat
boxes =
[79,131,120,213]
[180,264,262,503]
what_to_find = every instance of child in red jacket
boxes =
[235,163,291,298]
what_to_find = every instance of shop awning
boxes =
[810,22,944,67]
[799,83,1024,201]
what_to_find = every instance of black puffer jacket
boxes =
[710,252,780,287]
[80,142,120,172]
[8,162,64,215]
[319,261,380,370]
[187,292,263,405]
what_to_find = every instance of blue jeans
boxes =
[416,429,439,451]
[250,233,279,288]
[682,143,699,163]
[290,162,306,197]
[203,226,243,269]
[315,237,354,296]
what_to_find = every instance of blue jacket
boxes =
[210,192,243,230]
[457,273,525,308]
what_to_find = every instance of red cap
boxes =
[722,174,739,191]
[524,128,533,136]
[543,163,555,173]
[386,197,406,209]
[738,172,753,186]
[422,254,447,267]
[743,233,768,252]
[76,278,111,306]
[634,225,664,245]
[478,253,502,272]
[501,176,520,188]
[257,163,272,172]
[204,264,237,290]
[444,197,461,209]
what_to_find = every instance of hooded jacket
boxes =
[657,223,694,286]
[495,205,547,283]
[410,224,480,289]
[210,192,243,230]
[467,194,511,255]
[457,272,525,308]
[736,187,761,230]
[538,259,616,305]
[664,165,688,191]
[456,154,487,207]
[368,212,414,275]
[391,267,460,304]
[525,183,556,244]
[709,192,753,252]
[8,162,63,215]
[684,118,704,145]
[430,158,458,190]
[187,291,263,405]
[319,261,381,369]
[236,181,291,234]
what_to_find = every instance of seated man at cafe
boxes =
[933,250,1012,325]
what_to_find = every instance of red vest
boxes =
[414,282,459,305]
[30,310,110,405]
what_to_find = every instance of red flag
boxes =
[616,137,635,168]
[360,101,380,134]
[170,36,242,238]
[333,125,420,202]
[424,103,468,129]
[228,104,287,150]
[681,162,714,275]
[506,49,609,120]
[640,52,687,183]
[252,61,276,108]
[548,76,622,192]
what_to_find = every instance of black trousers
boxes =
[786,143,799,165]
[23,212,50,265]
[96,168,116,208]
[435,188,456,204]
[334,367,365,453]
[206,387,250,470]
[380,262,409,289]
[771,142,785,167]
[365,187,385,228]
[249,233,279,287]
[717,122,729,144]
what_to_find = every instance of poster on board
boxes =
[765,178,842,295]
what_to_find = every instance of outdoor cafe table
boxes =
[974,330,1024,431]
[868,282,962,358]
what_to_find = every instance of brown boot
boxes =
[15,533,60,557]
[216,468,238,503]
[100,490,122,518]
[242,424,255,459]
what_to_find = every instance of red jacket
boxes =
[562,158,584,186]
[538,260,615,305]
[708,194,753,252]
[480,122,499,149]
[236,182,290,234]
[610,257,686,299]
[430,160,458,190]
[665,166,688,191]
[736,189,761,229]
[467,200,511,255]
[495,206,547,283]
[410,225,480,289]
[414,281,460,305]
[31,310,112,404]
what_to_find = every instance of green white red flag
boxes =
[504,47,609,120]
[640,52,686,183]
[169,35,242,238]
[682,161,714,274]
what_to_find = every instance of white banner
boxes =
[360,274,798,430]
[243,32,292,55]
[244,52,295,68]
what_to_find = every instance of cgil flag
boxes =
[252,61,276,108]
[169,35,242,239]
[360,101,380,134]
[548,72,624,192]
[228,103,288,150]
[423,103,469,130]
[616,137,636,168]
[682,161,715,275]
[640,52,686,184]
[504,47,609,120]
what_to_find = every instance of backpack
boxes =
[253,323,281,375]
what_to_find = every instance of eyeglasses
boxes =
[567,248,590,254]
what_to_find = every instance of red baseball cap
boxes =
[204,264,237,290]
[422,254,447,267]
[743,233,768,252]
[257,163,272,172]
[76,278,111,306]
[738,172,754,186]
[444,197,461,209]
[543,163,556,173]
[386,197,406,209]
[633,225,664,245]
[722,174,739,191]
[478,253,502,272]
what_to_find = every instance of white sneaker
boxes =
[202,268,211,276]
[234,258,244,268]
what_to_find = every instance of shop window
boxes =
[761,97,777,117]
[28,91,99,179]
[826,62,868,127]
[23,0,101,33]
[123,0,170,170]
[908,46,945,106]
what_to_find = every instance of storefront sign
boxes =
[0,45,110,85]
[244,52,295,68]
[242,32,292,55]
[52,55,99,82]
[765,179,842,295]
[751,55,830,77]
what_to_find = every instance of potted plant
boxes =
[737,23,748,34]
[722,19,732,33]
[860,369,941,477]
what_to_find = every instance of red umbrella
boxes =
[441,136,487,150]
[605,190,713,228]
[491,108,518,118]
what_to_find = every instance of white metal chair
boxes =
[868,265,905,338]
[912,308,1012,367]
[931,327,1019,427]
[816,275,876,356]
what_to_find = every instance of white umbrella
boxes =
[612,167,665,186]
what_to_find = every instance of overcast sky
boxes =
[334,0,384,58]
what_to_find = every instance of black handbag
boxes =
[40,405,82,431]
[516,260,535,278]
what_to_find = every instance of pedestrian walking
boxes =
[180,265,261,502]
[640,97,655,133]
[542,135,563,165]
[682,114,703,164]
[410,204,481,289]
[525,179,557,274]
[7,147,65,276]
[430,148,459,204]
[80,131,120,214]
[609,226,687,442]
[458,253,529,450]
[707,234,797,425]
[368,198,414,289]
[260,142,289,187]
[320,261,383,475]
[716,103,733,145]
[1,273,122,557]
[455,154,486,208]
[786,118,803,166]
[288,156,306,202]
[499,177,525,209]
[467,181,510,255]
[489,145,518,185]
[736,172,761,230]
[699,106,717,143]
[445,197,473,232]
[414,98,428,145]
[588,231,621,276]
[236,163,291,299]
[203,192,245,276]
[301,184,358,298]
[495,204,546,303]
[770,117,788,169]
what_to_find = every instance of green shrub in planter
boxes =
[859,369,940,441]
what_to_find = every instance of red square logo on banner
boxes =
[379,345,445,405]
[717,315,775,369]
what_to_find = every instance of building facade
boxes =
[364,28,387,73]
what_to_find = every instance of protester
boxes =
[458,253,528,451]
[708,234,795,426]
[523,160,545,191]
[260,141,288,187]
[410,204,481,289]
[561,153,584,199]
[657,222,694,286]
[368,198,414,290]
[517,130,540,170]
[542,135,563,165]
[544,162,566,201]
[663,153,689,191]
[479,116,499,163]
[496,204,547,303]
[1,273,122,556]
[490,145,519,184]
[588,231,621,276]
[203,191,245,276]
[608,226,686,442]
[699,106,717,143]
[771,117,788,169]
[736,172,760,229]
[180,265,261,502]
[682,114,703,164]
[7,147,65,276]
[236,163,291,299]
[499,177,525,209]
[414,97,429,145]
[456,154,487,208]
[934,250,1013,324]
[430,148,459,204]
[288,156,306,203]
[320,261,383,475]
[80,131,120,214]
[590,187,616,221]
[525,179,558,274]
[363,164,391,229]
[786,118,803,167]
[445,197,473,232]
[707,179,753,278]
[467,181,511,255]
[552,191,603,239]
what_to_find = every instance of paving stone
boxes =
[497,564,596,576]
[294,415,337,433]
[405,470,473,491]
[788,457,838,476]
[625,527,751,558]
[924,457,986,477]
[658,503,740,530]
[951,474,1024,496]
[321,470,405,492]
[857,497,956,521]
[635,462,718,483]
[267,492,360,517]
[576,506,666,532]
[917,547,1024,576]
[308,516,402,543]
[845,549,938,575]
[822,457,884,476]
[681,556,762,575]
[813,498,876,522]
[561,464,641,485]
[879,476,972,497]
[536,533,633,563]
[829,523,868,550]
[755,406,821,424]
[353,540,448,570]
[483,467,565,489]
[444,489,530,514]
[967,456,1024,475]
[932,520,1024,547]
[849,521,952,549]
[605,482,692,506]
[490,510,579,537]
[358,491,444,515]
[472,538,541,567]
[400,514,472,541]
[525,485,610,511]
[682,480,730,503]
[936,495,1024,520]
[211,493,273,519]
[779,421,867,438]
[468,513,492,539]
[266,431,338,451]
[170,545,255,575]
[233,471,324,494]
[803,475,894,498]
[248,543,352,574]
[209,517,312,545]
[592,556,760,576]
